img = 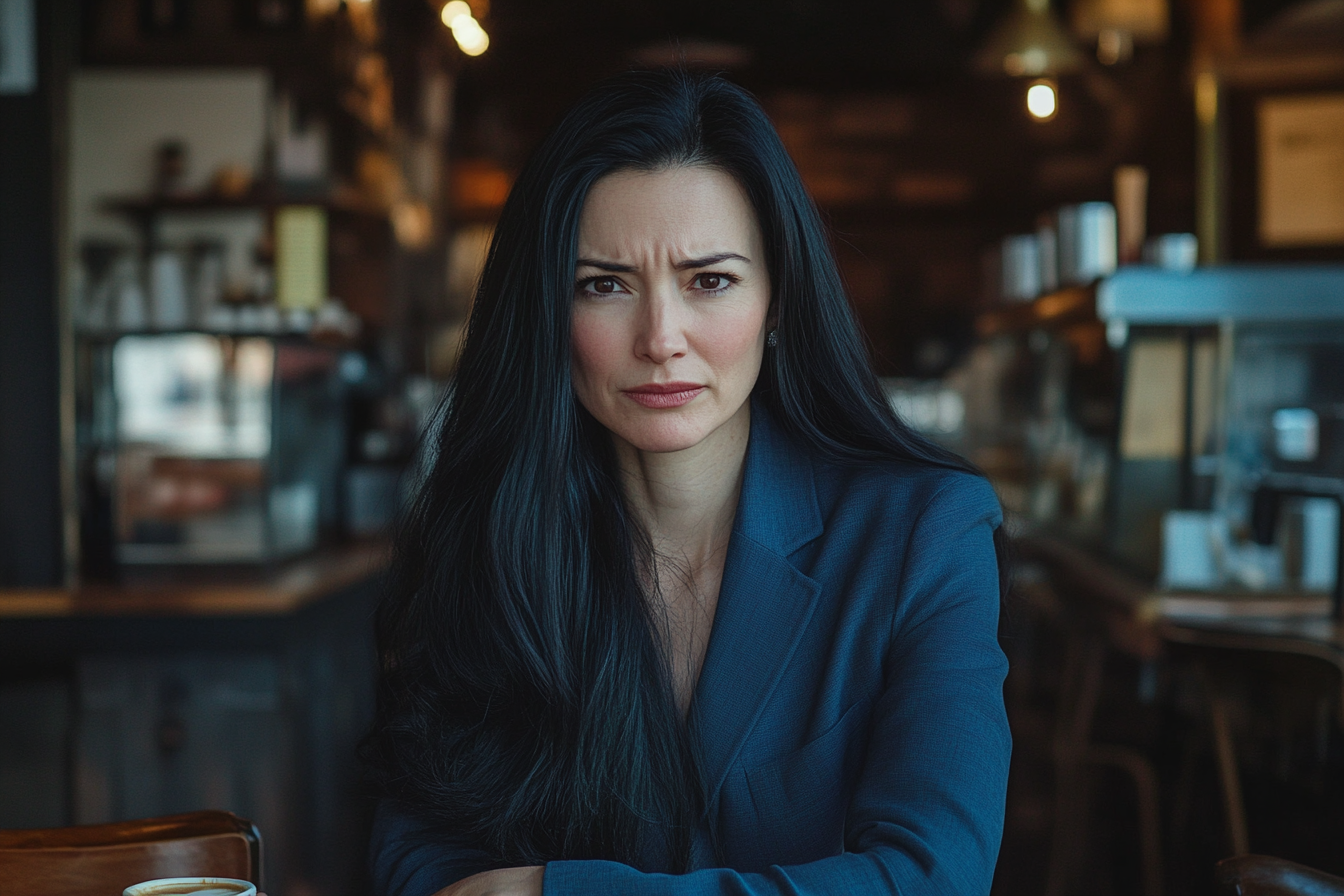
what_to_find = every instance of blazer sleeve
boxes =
[369,799,498,896]
[541,475,1011,896]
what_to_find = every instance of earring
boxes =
[766,329,778,348]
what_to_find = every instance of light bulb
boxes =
[441,1,489,56]
[452,18,489,55]
[1026,80,1057,120]
[458,31,489,55]
[452,17,483,39]
[440,1,471,27]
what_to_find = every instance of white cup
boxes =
[1000,233,1042,301]
[123,878,256,896]
[1161,510,1222,590]
[150,250,190,329]
[1142,233,1198,272]
[1302,497,1340,592]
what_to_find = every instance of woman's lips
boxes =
[622,383,705,409]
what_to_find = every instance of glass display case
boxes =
[78,333,344,570]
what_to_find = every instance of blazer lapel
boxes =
[688,402,824,810]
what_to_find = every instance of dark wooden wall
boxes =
[0,0,74,587]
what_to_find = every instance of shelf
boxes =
[1096,264,1344,324]
[101,190,389,223]
[975,284,1097,337]
[74,324,362,351]
[75,328,313,342]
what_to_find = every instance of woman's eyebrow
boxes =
[575,258,636,273]
[575,252,750,272]
[674,252,749,270]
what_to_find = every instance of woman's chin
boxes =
[610,419,713,455]
[623,432,706,455]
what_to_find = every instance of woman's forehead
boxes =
[577,166,762,261]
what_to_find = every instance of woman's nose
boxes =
[635,286,687,364]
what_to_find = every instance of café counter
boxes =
[0,542,389,894]
[1013,531,1344,890]
[0,541,387,619]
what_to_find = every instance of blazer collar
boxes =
[688,400,825,812]
[730,399,824,555]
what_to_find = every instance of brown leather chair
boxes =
[1216,855,1344,896]
[0,810,261,896]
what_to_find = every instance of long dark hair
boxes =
[364,68,1004,873]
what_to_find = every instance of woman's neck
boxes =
[613,403,751,572]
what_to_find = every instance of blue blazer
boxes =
[371,403,1010,895]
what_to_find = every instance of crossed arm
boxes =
[372,491,1008,896]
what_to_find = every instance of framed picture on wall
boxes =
[1257,92,1344,249]
[1222,54,1344,261]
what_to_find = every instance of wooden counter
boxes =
[0,540,389,893]
[1016,531,1344,672]
[0,541,389,619]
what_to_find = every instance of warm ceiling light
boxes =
[452,16,483,39]
[452,18,488,52]
[456,30,489,55]
[976,0,1085,78]
[441,1,489,56]
[440,1,471,26]
[1072,0,1169,48]
[1095,28,1134,64]
[1026,79,1059,120]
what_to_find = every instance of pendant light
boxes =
[975,0,1085,78]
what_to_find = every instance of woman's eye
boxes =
[576,276,626,297]
[692,273,734,292]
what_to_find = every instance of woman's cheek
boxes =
[700,309,766,370]
[571,313,624,392]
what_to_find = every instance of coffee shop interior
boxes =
[3,0,1344,892]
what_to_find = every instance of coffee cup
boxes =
[123,878,256,896]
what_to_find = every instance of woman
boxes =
[365,68,1010,896]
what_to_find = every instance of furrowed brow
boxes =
[674,253,750,270]
[575,258,637,273]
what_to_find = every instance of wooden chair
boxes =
[1216,855,1344,896]
[1037,603,1164,896]
[0,810,261,896]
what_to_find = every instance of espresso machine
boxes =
[1098,265,1344,615]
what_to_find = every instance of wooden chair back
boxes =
[1216,854,1344,896]
[0,811,261,896]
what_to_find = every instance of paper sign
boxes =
[1259,94,1344,247]
[1120,336,1187,460]
[275,206,328,311]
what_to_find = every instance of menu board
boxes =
[1258,93,1344,247]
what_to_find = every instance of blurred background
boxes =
[2,0,1344,893]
